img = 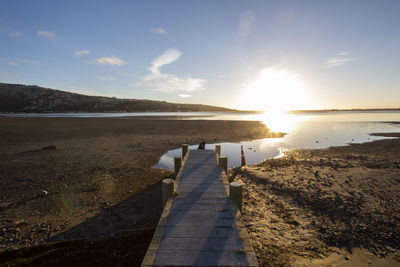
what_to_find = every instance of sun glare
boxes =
[241,67,313,113]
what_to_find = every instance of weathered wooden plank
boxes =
[153,226,250,239]
[172,197,230,204]
[142,250,259,267]
[161,210,237,218]
[177,186,227,193]
[170,203,238,211]
[160,216,238,227]
[174,191,227,198]
[151,237,254,252]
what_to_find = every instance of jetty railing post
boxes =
[182,144,188,158]
[174,156,182,178]
[162,179,174,206]
[215,145,221,156]
[229,182,243,212]
[218,156,228,174]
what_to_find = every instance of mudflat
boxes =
[1,117,399,266]
[230,131,400,266]
[0,117,271,265]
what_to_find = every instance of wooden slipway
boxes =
[142,149,258,266]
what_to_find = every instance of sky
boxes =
[1,0,399,110]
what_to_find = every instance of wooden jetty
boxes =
[141,145,259,266]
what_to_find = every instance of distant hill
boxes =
[0,83,236,113]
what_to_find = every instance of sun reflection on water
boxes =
[250,111,306,134]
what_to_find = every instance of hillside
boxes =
[0,83,235,113]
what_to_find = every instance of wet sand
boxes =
[230,131,400,266]
[1,117,399,266]
[0,117,271,265]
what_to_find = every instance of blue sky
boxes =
[1,0,399,110]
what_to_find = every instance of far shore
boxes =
[1,107,400,116]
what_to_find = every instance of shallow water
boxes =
[154,117,400,170]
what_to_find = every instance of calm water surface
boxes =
[154,111,400,169]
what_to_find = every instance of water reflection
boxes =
[256,111,305,133]
[154,138,284,170]
[154,121,400,170]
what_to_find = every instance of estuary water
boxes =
[3,110,400,169]
[153,111,400,169]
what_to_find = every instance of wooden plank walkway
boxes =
[142,149,259,266]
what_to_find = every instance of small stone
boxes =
[345,256,351,261]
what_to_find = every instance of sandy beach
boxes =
[1,117,399,266]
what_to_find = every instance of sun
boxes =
[240,67,313,113]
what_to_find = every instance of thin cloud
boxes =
[9,30,23,37]
[7,59,39,66]
[8,61,20,67]
[98,76,115,81]
[151,27,167,35]
[96,56,125,66]
[148,48,181,75]
[19,59,40,64]
[326,51,356,68]
[141,48,205,93]
[236,11,254,41]
[178,94,192,98]
[37,30,57,40]
[75,50,91,56]
[338,51,351,56]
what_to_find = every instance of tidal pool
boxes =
[154,120,400,170]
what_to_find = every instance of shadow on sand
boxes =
[0,178,170,266]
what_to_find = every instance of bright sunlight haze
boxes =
[240,68,314,112]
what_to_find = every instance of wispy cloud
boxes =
[96,56,125,66]
[338,51,352,56]
[236,11,254,41]
[178,94,192,98]
[75,50,91,56]
[141,48,205,93]
[7,59,39,66]
[18,59,40,65]
[326,51,356,68]
[37,30,57,40]
[9,30,23,37]
[151,27,167,35]
[8,61,20,67]
[148,48,181,76]
[98,76,115,81]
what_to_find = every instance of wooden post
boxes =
[162,179,174,206]
[182,144,188,158]
[229,182,243,212]
[218,156,228,174]
[215,145,221,156]
[174,156,182,178]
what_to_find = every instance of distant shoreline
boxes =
[288,108,400,113]
[1,108,400,115]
